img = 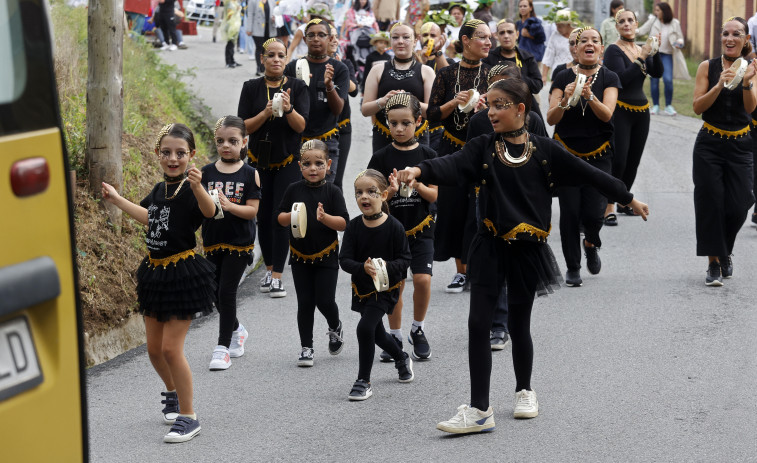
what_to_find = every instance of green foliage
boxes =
[644,0,654,16]
[541,1,584,28]
[429,10,460,28]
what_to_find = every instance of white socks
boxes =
[411,320,425,332]
[389,329,402,339]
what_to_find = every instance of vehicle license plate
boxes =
[0,316,43,402]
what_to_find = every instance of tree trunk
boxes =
[87,0,124,228]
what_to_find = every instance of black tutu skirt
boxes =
[136,254,217,322]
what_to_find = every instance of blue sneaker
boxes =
[161,391,179,424]
[163,416,201,443]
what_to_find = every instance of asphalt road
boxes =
[86,27,757,461]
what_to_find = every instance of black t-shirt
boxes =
[139,181,204,258]
[466,109,547,141]
[361,50,392,92]
[550,66,621,155]
[278,180,350,268]
[339,58,358,130]
[284,58,350,138]
[367,144,437,239]
[237,77,310,167]
[200,162,261,252]
[339,215,411,312]
[482,46,544,95]
[603,44,663,106]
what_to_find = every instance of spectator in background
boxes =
[472,0,493,25]
[373,0,400,31]
[247,0,277,75]
[446,3,465,41]
[748,9,757,59]
[600,0,624,45]
[516,0,546,63]
[157,0,180,50]
[222,0,243,67]
[340,0,379,43]
[213,0,223,42]
[541,10,573,83]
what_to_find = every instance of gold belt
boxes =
[554,134,611,159]
[483,219,551,242]
[148,249,195,268]
[290,239,339,263]
[203,243,255,255]
[701,122,750,139]
[405,215,434,238]
[442,130,465,147]
[247,151,295,170]
[302,127,339,142]
[617,100,650,112]
[352,281,403,300]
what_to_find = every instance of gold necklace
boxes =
[496,133,534,167]
[164,176,188,200]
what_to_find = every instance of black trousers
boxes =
[557,155,612,271]
[612,107,650,193]
[291,264,340,348]
[752,129,757,213]
[356,306,404,382]
[335,124,351,190]
[257,163,300,273]
[253,36,269,73]
[158,10,178,45]
[206,252,247,347]
[693,131,754,256]
[225,40,235,65]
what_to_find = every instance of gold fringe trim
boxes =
[443,130,466,147]
[428,124,444,133]
[752,118,757,126]
[483,219,551,242]
[338,118,351,128]
[554,134,611,159]
[617,100,650,112]
[405,215,434,238]
[247,151,295,170]
[415,120,429,137]
[303,127,339,142]
[352,281,403,301]
[204,243,255,255]
[290,239,339,263]
[700,122,751,139]
[148,249,195,268]
[374,119,430,139]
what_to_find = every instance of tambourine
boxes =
[424,38,435,57]
[296,59,310,86]
[371,258,389,292]
[568,73,587,107]
[458,89,480,113]
[646,36,659,56]
[399,183,413,198]
[272,92,284,117]
[209,189,224,220]
[291,202,307,238]
[724,58,748,91]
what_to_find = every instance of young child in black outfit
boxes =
[101,123,218,443]
[202,116,261,371]
[367,93,438,361]
[278,140,350,367]
[339,169,415,401]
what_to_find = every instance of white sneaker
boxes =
[436,404,495,434]
[260,270,273,292]
[168,44,178,51]
[208,345,231,370]
[159,43,169,51]
[229,324,248,358]
[513,389,539,418]
[650,104,659,115]
[298,347,314,367]
[664,105,677,116]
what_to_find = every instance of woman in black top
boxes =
[603,9,662,224]
[416,21,450,152]
[329,25,360,190]
[691,17,757,286]
[427,19,491,292]
[238,38,309,297]
[362,23,435,153]
[484,19,544,117]
[397,78,648,433]
[546,27,621,287]
[284,19,350,183]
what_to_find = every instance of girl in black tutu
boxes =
[101,123,218,443]
[396,78,649,434]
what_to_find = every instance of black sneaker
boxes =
[446,273,467,293]
[327,322,344,355]
[163,416,201,443]
[395,352,414,383]
[269,278,287,298]
[490,331,510,351]
[408,327,431,360]
[161,391,179,424]
[617,204,635,216]
[565,269,582,287]
[379,334,402,362]
[584,244,601,275]
[260,270,272,293]
[719,255,733,279]
[705,261,723,286]
[348,379,372,401]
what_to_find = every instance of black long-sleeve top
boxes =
[603,44,663,106]
[339,215,411,312]
[482,46,544,95]
[427,62,491,143]
[414,133,634,243]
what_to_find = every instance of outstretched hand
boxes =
[628,198,650,220]
[187,165,203,188]
[101,182,120,203]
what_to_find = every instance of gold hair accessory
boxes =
[487,64,509,83]
[464,19,485,28]
[576,26,598,44]
[299,139,323,155]
[214,116,226,134]
[263,38,278,50]
[308,18,323,25]
[385,92,413,110]
[354,169,367,181]
[571,27,581,35]
[420,22,434,34]
[723,16,737,27]
[496,18,509,26]
[614,8,625,22]
[154,123,174,151]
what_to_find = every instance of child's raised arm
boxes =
[187,166,218,218]
[101,182,148,225]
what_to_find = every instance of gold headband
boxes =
[354,169,367,181]
[308,18,323,26]
[154,123,174,151]
[722,16,742,28]
[214,117,226,134]
[420,22,434,34]
[487,64,509,83]
[614,8,635,23]
[576,26,600,44]
[385,92,413,111]
[496,18,512,26]
[464,19,485,28]
[263,38,279,51]
[299,139,322,155]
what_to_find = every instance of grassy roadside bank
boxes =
[52,3,213,346]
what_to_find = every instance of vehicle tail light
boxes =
[10,157,50,197]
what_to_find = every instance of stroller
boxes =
[343,12,376,85]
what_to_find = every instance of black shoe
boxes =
[705,261,723,286]
[233,62,242,67]
[379,334,402,362]
[408,327,431,360]
[212,36,216,43]
[751,213,757,226]
[617,204,635,216]
[490,331,510,351]
[395,352,414,382]
[226,63,235,68]
[348,379,372,401]
[565,269,582,287]
[327,321,344,355]
[719,255,733,279]
[584,243,601,275]
[603,213,618,226]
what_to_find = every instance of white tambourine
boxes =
[724,58,748,91]
[291,202,307,238]
[646,36,659,56]
[296,58,310,86]
[209,189,224,220]
[458,89,480,113]
[399,183,413,198]
[568,73,587,107]
[272,92,284,117]
[371,258,389,292]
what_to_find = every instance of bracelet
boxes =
[326,85,335,93]
[744,81,754,91]
[557,101,570,110]
[588,93,595,102]
[634,58,647,75]
[377,98,385,109]
[283,105,294,114]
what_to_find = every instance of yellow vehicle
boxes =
[0,0,88,460]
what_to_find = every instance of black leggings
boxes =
[612,107,650,193]
[206,252,247,347]
[469,285,534,411]
[257,163,300,273]
[356,306,404,382]
[158,10,178,46]
[225,40,235,65]
[335,125,351,190]
[291,264,340,348]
